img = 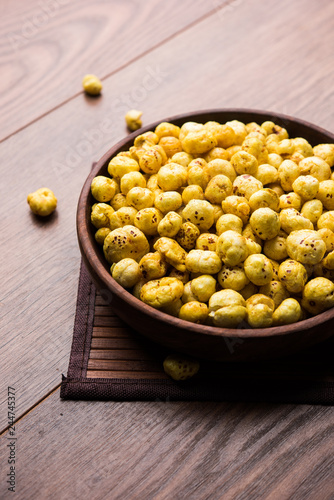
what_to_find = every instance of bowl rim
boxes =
[77,107,334,340]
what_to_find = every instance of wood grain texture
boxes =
[0,389,333,499]
[0,0,216,140]
[2,0,334,429]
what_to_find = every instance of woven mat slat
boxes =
[60,262,334,404]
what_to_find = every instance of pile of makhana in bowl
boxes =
[89,118,334,329]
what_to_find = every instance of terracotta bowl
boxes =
[77,109,334,362]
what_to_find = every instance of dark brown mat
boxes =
[60,262,334,404]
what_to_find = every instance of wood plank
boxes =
[1,390,333,499]
[93,315,128,328]
[86,370,167,379]
[92,326,130,338]
[90,337,145,350]
[87,358,162,372]
[89,349,154,361]
[0,0,216,140]
[1,0,334,430]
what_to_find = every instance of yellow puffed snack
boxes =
[233,174,263,200]
[279,208,313,233]
[139,252,167,281]
[91,176,116,202]
[108,156,139,179]
[157,163,188,191]
[246,303,273,328]
[179,121,204,141]
[209,289,246,312]
[278,259,308,293]
[126,187,155,210]
[95,227,111,245]
[163,354,200,381]
[82,74,102,95]
[317,211,334,232]
[242,223,262,245]
[176,222,200,250]
[246,293,275,311]
[278,160,300,191]
[125,109,143,131]
[139,146,165,174]
[112,258,142,288]
[27,187,57,216]
[218,264,249,291]
[189,275,217,303]
[181,128,217,155]
[221,195,250,224]
[316,180,334,210]
[159,136,183,158]
[292,175,319,200]
[204,148,229,162]
[133,131,158,148]
[179,301,209,324]
[267,153,283,169]
[226,120,247,144]
[91,203,114,229]
[300,199,323,225]
[313,144,334,167]
[195,233,218,251]
[103,225,149,264]
[154,237,187,272]
[171,151,193,167]
[317,228,334,252]
[108,206,138,230]
[231,150,258,175]
[204,122,236,148]
[263,231,288,261]
[249,207,280,240]
[248,188,280,212]
[286,229,326,265]
[183,199,215,231]
[291,137,313,157]
[154,191,182,214]
[205,159,237,182]
[322,250,334,270]
[120,171,146,195]
[185,250,222,274]
[272,298,302,325]
[243,254,273,286]
[216,214,243,235]
[301,277,334,315]
[279,192,302,211]
[255,164,279,185]
[181,185,204,205]
[140,277,184,309]
[110,193,127,210]
[134,208,163,236]
[216,230,248,266]
[259,280,290,308]
[299,156,331,181]
[245,237,262,255]
[155,122,180,139]
[157,211,183,238]
[239,282,258,300]
[210,305,247,328]
[187,164,209,190]
[204,175,233,204]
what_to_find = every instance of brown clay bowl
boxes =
[77,109,334,362]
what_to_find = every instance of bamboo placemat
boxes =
[60,262,334,404]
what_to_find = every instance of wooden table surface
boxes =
[1,0,334,498]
